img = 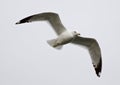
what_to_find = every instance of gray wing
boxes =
[16,12,66,35]
[71,36,102,77]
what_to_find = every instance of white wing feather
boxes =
[16,12,66,35]
[72,36,102,77]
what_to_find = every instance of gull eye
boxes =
[74,31,76,33]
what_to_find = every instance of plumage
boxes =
[16,12,66,35]
[71,36,102,77]
[16,12,102,77]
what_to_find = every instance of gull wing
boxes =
[16,12,66,35]
[71,36,102,77]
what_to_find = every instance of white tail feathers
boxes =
[47,39,56,47]
[47,39,63,49]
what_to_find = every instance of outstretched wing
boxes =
[16,12,66,35]
[71,36,102,77]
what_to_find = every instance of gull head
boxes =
[72,31,80,37]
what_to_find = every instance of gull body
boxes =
[48,31,80,48]
[16,12,102,77]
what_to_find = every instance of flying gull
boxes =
[16,12,102,77]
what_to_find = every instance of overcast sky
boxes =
[0,0,120,85]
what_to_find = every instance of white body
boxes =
[55,31,74,46]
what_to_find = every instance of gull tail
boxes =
[47,39,63,50]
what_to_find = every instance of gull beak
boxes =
[77,33,80,36]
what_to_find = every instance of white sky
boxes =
[0,0,120,85]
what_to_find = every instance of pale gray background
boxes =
[0,0,120,85]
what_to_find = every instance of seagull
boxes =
[16,12,102,77]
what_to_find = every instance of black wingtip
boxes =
[95,58,102,77]
[15,22,20,24]
[15,16,32,24]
